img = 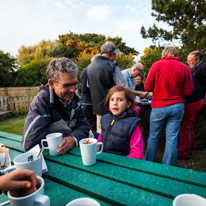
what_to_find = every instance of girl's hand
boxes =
[97,145,101,151]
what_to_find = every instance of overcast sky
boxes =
[0,0,171,59]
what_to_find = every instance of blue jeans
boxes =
[145,103,184,166]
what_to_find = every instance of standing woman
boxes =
[144,46,194,166]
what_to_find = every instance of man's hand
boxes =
[0,167,37,191]
[97,145,101,151]
[139,91,149,98]
[57,136,75,155]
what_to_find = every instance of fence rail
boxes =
[0,86,39,97]
[0,96,35,114]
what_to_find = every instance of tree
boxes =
[139,46,163,82]
[0,50,17,87]
[141,0,206,53]
[15,58,51,86]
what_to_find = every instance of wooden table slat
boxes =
[44,160,173,206]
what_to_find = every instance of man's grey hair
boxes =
[162,46,178,57]
[188,50,203,61]
[100,41,118,55]
[46,57,78,82]
[91,54,101,63]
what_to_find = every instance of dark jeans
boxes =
[194,106,206,149]
[83,105,96,131]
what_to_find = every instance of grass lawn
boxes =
[0,114,26,135]
[0,114,206,172]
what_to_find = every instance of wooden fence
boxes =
[0,87,39,97]
[0,96,35,114]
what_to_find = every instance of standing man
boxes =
[145,46,193,166]
[22,57,90,153]
[135,76,145,91]
[80,54,100,131]
[122,63,148,96]
[87,41,128,133]
[187,51,206,150]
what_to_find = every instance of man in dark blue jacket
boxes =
[187,51,206,150]
[21,57,90,153]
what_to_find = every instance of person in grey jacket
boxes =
[21,57,90,154]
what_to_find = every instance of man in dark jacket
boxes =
[187,51,206,150]
[80,54,100,131]
[87,41,128,133]
[21,57,90,153]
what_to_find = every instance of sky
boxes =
[0,0,171,59]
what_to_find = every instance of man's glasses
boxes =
[55,81,80,89]
[134,65,146,76]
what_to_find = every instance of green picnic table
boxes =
[1,131,206,206]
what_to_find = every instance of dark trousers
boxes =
[194,106,206,149]
[83,105,96,131]
[178,100,203,157]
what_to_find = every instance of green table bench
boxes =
[1,131,206,206]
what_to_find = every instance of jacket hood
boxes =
[130,106,141,117]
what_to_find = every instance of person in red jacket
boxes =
[144,46,194,166]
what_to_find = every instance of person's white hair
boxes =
[100,41,117,55]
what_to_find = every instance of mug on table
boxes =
[8,176,50,206]
[79,138,103,166]
[5,151,42,176]
[41,133,62,156]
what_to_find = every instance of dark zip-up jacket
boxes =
[21,83,90,151]
[193,61,206,94]
[87,56,116,115]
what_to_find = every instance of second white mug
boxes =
[79,138,103,166]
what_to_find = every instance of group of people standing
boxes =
[20,40,206,167]
[81,41,206,166]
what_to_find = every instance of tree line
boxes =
[0,0,205,87]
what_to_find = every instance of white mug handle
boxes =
[96,142,103,155]
[34,194,50,206]
[41,139,49,149]
[4,165,16,174]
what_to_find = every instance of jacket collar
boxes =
[109,110,135,119]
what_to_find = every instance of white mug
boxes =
[173,194,206,206]
[66,197,100,206]
[5,151,42,176]
[41,133,62,156]
[79,138,103,166]
[8,176,50,206]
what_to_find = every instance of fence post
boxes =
[4,97,9,111]
[0,96,4,110]
[10,97,14,111]
[14,98,18,113]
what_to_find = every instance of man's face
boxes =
[187,54,200,69]
[131,68,140,78]
[49,72,78,104]
[135,76,141,86]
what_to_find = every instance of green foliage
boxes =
[139,47,163,82]
[141,0,206,53]
[0,50,18,87]
[116,52,135,70]
[15,58,52,86]
[16,32,138,84]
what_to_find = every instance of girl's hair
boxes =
[104,85,135,110]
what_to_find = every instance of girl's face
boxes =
[109,91,131,116]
